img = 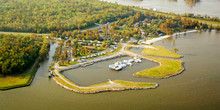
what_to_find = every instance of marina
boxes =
[62,56,157,86]
[109,57,142,71]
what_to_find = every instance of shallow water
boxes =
[104,0,220,17]
[0,31,220,110]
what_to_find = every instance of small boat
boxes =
[121,63,127,68]
[127,62,133,66]
[128,59,134,62]
[115,61,121,66]
[123,60,128,64]
[115,65,123,71]
[109,64,115,69]
[135,59,142,63]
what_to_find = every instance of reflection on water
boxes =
[184,0,200,7]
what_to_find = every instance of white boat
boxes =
[109,64,115,69]
[121,63,127,68]
[135,59,142,63]
[115,65,123,71]
[127,62,133,66]
[128,59,134,62]
[115,61,121,66]
[123,60,128,64]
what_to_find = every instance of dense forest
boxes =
[0,0,134,33]
[0,34,50,75]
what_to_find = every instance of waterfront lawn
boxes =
[134,56,183,78]
[126,46,184,78]
[54,70,157,93]
[0,59,39,90]
[142,45,182,58]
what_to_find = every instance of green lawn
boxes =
[126,46,184,78]
[134,56,183,78]
[142,45,183,58]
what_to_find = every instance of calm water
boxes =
[62,56,158,86]
[0,31,219,110]
[104,0,220,17]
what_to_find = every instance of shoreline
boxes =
[0,59,40,90]
[143,30,197,44]
[53,43,185,93]
[124,48,184,79]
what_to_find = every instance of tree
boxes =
[173,48,179,53]
[215,25,220,32]
[208,25,212,32]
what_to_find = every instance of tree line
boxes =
[0,0,134,33]
[0,34,50,75]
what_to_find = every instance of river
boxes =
[104,0,220,17]
[0,30,219,109]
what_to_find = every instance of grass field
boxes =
[142,45,183,58]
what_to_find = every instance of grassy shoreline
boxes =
[0,59,40,90]
[53,69,158,94]
[126,46,184,78]
[142,45,183,58]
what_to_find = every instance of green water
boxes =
[0,31,220,110]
